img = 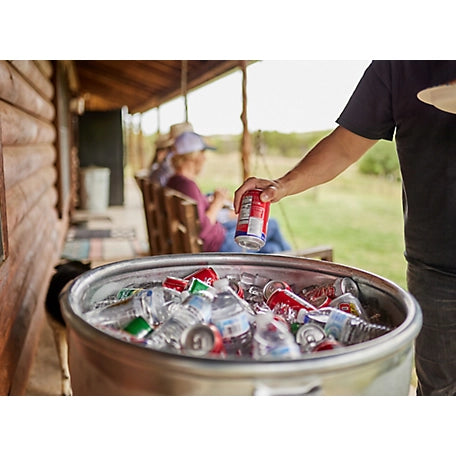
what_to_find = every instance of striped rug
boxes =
[61,227,147,262]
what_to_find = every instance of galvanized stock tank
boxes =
[60,254,422,395]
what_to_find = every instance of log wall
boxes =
[0,60,69,395]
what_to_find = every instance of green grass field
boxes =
[198,150,407,290]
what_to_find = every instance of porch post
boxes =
[240,60,252,181]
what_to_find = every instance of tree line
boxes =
[144,129,400,180]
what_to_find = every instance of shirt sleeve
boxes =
[336,61,396,141]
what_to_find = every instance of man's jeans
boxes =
[408,261,456,395]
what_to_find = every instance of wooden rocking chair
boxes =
[135,173,333,260]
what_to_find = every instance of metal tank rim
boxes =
[60,253,423,377]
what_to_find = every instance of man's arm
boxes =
[233,126,378,212]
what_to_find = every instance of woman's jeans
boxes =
[407,261,456,395]
[219,218,291,253]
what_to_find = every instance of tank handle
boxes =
[253,379,322,396]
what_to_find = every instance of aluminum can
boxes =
[188,277,211,294]
[163,276,189,292]
[181,323,226,356]
[273,314,290,329]
[296,323,326,351]
[298,308,331,326]
[228,279,245,298]
[184,267,219,286]
[312,295,333,309]
[122,316,153,339]
[263,280,291,302]
[116,287,143,300]
[235,189,270,251]
[312,338,343,352]
[101,326,149,345]
[330,292,368,319]
[301,277,359,302]
[267,288,317,312]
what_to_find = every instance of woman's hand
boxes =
[206,188,231,224]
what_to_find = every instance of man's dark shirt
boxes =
[337,60,456,272]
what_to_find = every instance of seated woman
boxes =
[166,131,291,253]
[149,122,194,186]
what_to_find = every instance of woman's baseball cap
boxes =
[173,131,216,155]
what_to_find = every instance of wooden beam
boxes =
[133,60,245,113]
[240,61,252,181]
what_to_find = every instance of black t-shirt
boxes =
[337,60,456,272]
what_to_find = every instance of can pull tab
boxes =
[253,379,322,396]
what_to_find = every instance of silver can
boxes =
[296,323,327,352]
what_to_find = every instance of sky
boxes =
[139,60,371,137]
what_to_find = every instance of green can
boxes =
[123,316,152,338]
[188,278,210,294]
[116,288,143,300]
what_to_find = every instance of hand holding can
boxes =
[234,189,270,251]
[233,177,282,214]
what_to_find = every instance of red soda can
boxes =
[235,189,270,251]
[312,295,333,309]
[184,267,219,286]
[228,279,245,299]
[180,323,226,357]
[302,277,359,302]
[163,276,189,292]
[267,289,317,312]
[312,338,343,352]
[263,280,291,301]
[273,314,291,329]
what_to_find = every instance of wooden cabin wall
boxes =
[0,60,70,395]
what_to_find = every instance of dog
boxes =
[45,260,91,396]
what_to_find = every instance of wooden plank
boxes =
[75,60,243,113]
[0,61,55,121]
[164,188,185,254]
[136,176,157,255]
[33,60,53,79]
[140,178,160,255]
[8,301,46,395]
[0,189,59,343]
[0,59,65,395]
[0,122,8,262]
[0,100,56,145]
[179,200,202,253]
[9,60,54,100]
[135,60,242,112]
[152,183,171,254]
[0,232,59,395]
[3,144,56,191]
[135,176,171,255]
[5,167,57,234]
[164,187,202,254]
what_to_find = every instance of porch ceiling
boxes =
[73,60,245,114]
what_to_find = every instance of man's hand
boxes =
[233,177,285,214]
